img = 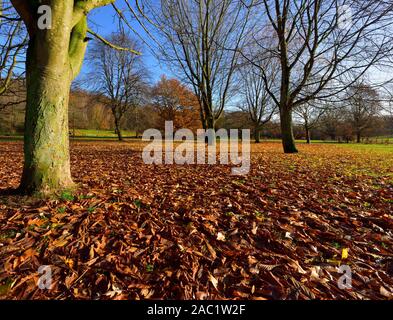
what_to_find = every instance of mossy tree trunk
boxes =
[13,1,98,195]
[20,41,75,194]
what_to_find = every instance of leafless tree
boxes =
[344,82,382,143]
[131,0,253,130]
[240,0,393,153]
[294,102,326,143]
[89,32,147,141]
[318,108,343,141]
[380,83,393,119]
[238,58,278,142]
[0,2,26,109]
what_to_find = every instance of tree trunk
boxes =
[305,126,311,144]
[206,115,215,130]
[254,126,261,143]
[20,44,73,194]
[205,115,215,144]
[280,107,298,153]
[114,116,123,141]
[200,110,207,130]
[18,3,88,195]
[356,132,361,143]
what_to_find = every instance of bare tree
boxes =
[294,102,326,143]
[134,0,253,130]
[240,0,393,153]
[0,2,26,109]
[319,108,343,141]
[89,32,146,141]
[381,83,393,121]
[238,60,277,142]
[345,82,382,143]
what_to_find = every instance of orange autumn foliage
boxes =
[152,76,201,132]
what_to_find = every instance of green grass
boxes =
[335,143,393,153]
[0,129,138,141]
[372,136,393,142]
[1,130,392,146]
[71,129,136,138]
[0,135,23,141]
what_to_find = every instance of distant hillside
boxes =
[0,86,114,134]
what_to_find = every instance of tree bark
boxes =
[113,114,124,141]
[206,114,215,130]
[20,42,74,194]
[356,131,361,143]
[200,107,207,130]
[280,107,298,153]
[254,126,261,143]
[204,115,215,144]
[305,126,311,144]
[278,36,298,153]
[18,3,88,195]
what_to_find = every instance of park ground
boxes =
[0,140,392,299]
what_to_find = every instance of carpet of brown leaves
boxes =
[0,141,392,300]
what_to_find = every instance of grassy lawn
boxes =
[334,143,393,153]
[266,138,393,145]
[0,129,138,141]
[71,129,137,138]
[0,135,23,141]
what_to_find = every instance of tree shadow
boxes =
[0,187,24,206]
[0,188,20,196]
[0,187,49,207]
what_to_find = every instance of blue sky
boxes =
[78,4,171,84]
